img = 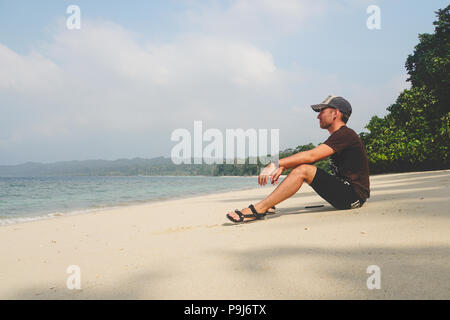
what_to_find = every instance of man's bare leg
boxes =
[227,164,317,222]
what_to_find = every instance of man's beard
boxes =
[320,121,331,129]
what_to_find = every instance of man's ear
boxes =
[336,109,343,121]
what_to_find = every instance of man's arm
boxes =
[279,144,335,169]
[258,144,335,186]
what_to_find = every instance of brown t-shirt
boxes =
[323,126,370,200]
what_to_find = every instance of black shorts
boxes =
[309,168,365,210]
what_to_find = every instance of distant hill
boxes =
[0,157,259,177]
[0,144,330,177]
[0,157,189,177]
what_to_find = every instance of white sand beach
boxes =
[0,170,449,299]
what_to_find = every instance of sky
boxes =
[0,0,448,165]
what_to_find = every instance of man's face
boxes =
[317,107,337,129]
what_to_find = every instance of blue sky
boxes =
[0,0,448,165]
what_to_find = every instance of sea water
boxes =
[0,176,262,225]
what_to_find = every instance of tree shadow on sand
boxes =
[7,268,171,300]
[207,244,450,299]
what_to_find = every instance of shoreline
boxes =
[0,170,447,227]
[0,184,265,228]
[0,175,268,227]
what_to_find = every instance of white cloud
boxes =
[0,1,411,164]
[182,0,334,40]
[0,20,291,163]
[0,44,63,94]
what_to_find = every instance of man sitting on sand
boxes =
[226,95,370,223]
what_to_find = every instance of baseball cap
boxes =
[311,95,352,116]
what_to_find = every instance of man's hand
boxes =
[270,167,284,185]
[258,162,285,186]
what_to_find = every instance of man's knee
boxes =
[290,164,317,183]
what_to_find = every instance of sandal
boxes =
[267,206,276,214]
[226,204,267,223]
